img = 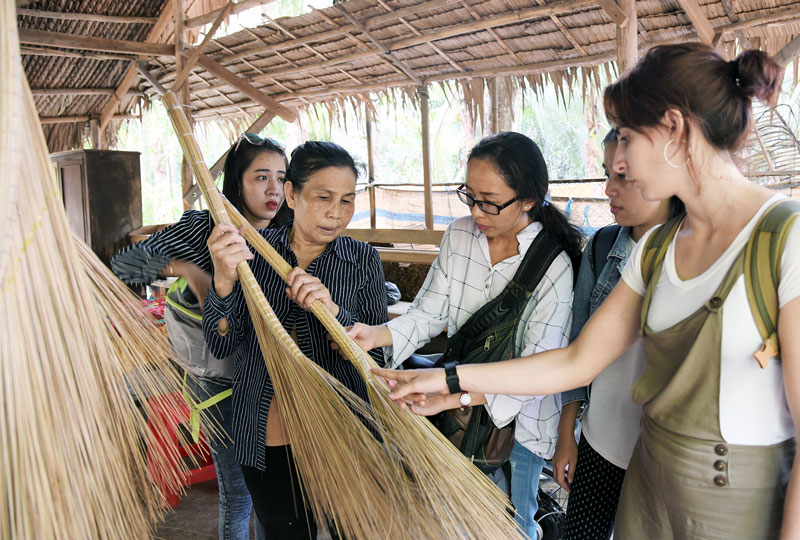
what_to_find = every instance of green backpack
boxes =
[641,199,800,367]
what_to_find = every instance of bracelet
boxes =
[443,360,461,395]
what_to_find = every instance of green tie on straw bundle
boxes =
[160,87,526,539]
[0,4,207,537]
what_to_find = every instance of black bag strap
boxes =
[436,230,563,365]
[590,225,621,276]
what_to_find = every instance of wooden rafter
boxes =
[375,0,465,73]
[20,46,136,61]
[174,0,236,91]
[676,0,715,45]
[17,29,175,56]
[775,35,800,67]
[40,114,137,124]
[16,8,158,24]
[716,5,800,34]
[458,0,523,65]
[335,4,423,85]
[195,54,297,122]
[185,0,278,28]
[99,0,175,133]
[532,0,589,56]
[31,88,146,97]
[594,0,627,27]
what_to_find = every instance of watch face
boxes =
[459,392,471,407]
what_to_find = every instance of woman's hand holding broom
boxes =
[207,223,253,298]
[370,366,449,410]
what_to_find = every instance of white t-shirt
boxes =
[583,237,646,469]
[621,195,800,445]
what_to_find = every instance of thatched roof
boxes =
[17,0,800,152]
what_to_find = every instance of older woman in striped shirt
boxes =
[203,141,388,540]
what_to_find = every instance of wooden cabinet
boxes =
[51,150,142,267]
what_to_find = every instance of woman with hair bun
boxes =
[375,43,800,539]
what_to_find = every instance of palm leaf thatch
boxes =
[160,88,525,538]
[744,102,800,188]
[1,4,200,536]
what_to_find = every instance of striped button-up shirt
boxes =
[203,223,388,470]
[385,217,573,459]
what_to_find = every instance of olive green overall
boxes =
[614,240,796,539]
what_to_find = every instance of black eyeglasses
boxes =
[233,132,285,154]
[456,184,517,215]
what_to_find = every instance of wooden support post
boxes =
[175,0,194,210]
[419,86,434,231]
[366,110,376,229]
[490,78,498,135]
[89,118,101,149]
[616,0,637,74]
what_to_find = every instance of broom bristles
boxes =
[2,11,209,535]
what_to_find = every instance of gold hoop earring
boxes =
[663,139,690,169]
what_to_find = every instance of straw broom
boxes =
[161,91,449,539]
[159,86,526,539]
[1,6,199,536]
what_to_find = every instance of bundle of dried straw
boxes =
[1,5,199,537]
[160,87,526,539]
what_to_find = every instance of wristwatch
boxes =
[459,391,472,410]
[443,360,461,394]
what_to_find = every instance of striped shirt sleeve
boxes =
[111,210,214,285]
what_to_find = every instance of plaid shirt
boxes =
[385,217,574,459]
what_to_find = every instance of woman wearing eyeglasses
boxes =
[112,133,288,540]
[347,131,582,538]
[203,141,388,540]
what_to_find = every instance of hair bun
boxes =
[733,50,782,105]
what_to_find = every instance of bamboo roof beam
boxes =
[676,0,716,46]
[195,54,297,121]
[257,13,359,91]
[98,0,175,134]
[173,0,236,91]
[532,0,589,57]
[185,0,279,29]
[250,0,598,83]
[17,29,175,57]
[40,114,138,124]
[16,8,159,24]
[20,46,136,61]
[375,0,465,73]
[774,35,800,67]
[594,0,627,27]
[31,88,146,97]
[459,0,524,65]
[219,31,315,107]
[716,4,800,34]
[335,3,423,85]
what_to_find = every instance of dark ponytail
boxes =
[468,132,583,269]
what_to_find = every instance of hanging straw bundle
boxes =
[159,86,526,539]
[1,6,196,537]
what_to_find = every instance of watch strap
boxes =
[443,360,461,394]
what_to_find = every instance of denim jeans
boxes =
[187,377,265,540]
[510,439,545,539]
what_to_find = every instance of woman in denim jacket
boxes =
[557,130,683,540]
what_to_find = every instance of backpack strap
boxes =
[437,230,563,364]
[744,199,800,367]
[590,225,622,276]
[639,215,684,331]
